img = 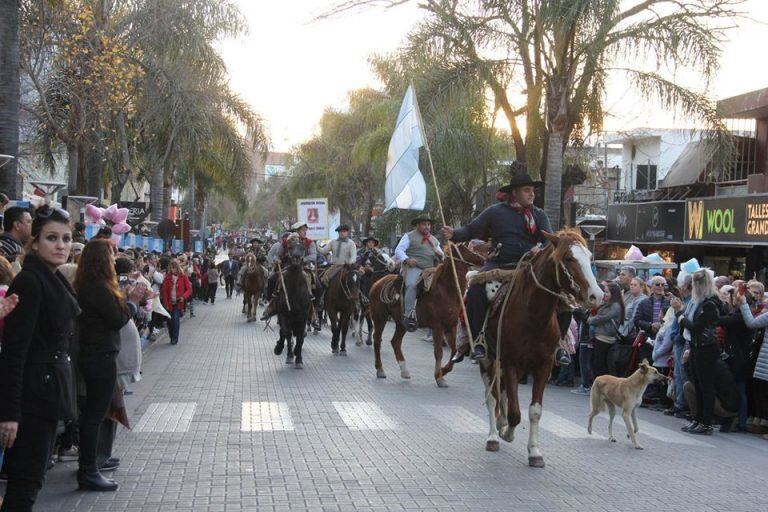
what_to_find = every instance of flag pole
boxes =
[412,84,475,348]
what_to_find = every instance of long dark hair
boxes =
[24,204,71,260]
[604,281,626,322]
[74,239,126,312]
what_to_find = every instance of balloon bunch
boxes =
[85,204,132,244]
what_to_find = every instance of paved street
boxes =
[20,291,768,512]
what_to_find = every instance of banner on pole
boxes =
[384,85,427,212]
[296,198,329,240]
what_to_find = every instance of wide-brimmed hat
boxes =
[335,224,350,232]
[291,221,308,231]
[410,217,434,226]
[249,237,263,244]
[498,173,544,193]
[361,236,379,246]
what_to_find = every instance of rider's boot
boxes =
[403,311,418,333]
[451,343,470,363]
[470,343,487,361]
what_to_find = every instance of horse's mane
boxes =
[550,228,587,262]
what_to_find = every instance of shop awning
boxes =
[659,140,712,188]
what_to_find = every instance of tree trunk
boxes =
[0,0,21,198]
[544,131,563,229]
[161,176,172,220]
[66,141,79,194]
[149,164,163,221]
[85,140,102,198]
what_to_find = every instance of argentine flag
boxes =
[384,85,427,212]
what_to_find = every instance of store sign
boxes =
[635,202,685,243]
[606,203,637,242]
[296,197,329,240]
[685,194,768,244]
[118,201,149,226]
[607,201,685,244]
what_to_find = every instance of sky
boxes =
[219,0,768,152]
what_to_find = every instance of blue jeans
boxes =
[167,307,181,342]
[578,344,594,388]
[673,341,687,410]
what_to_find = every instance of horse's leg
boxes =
[482,365,500,452]
[500,365,520,443]
[353,303,363,346]
[329,310,340,354]
[440,323,458,377]
[365,310,373,346]
[372,305,387,378]
[339,310,350,355]
[286,331,294,364]
[433,326,448,388]
[527,364,551,468]
[293,322,304,369]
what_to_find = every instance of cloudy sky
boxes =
[219,0,768,152]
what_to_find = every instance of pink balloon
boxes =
[112,222,131,235]
[112,208,129,224]
[104,204,119,222]
[85,204,104,224]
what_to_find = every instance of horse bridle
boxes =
[338,267,360,301]
[527,248,581,307]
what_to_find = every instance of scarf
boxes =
[513,204,537,234]
[419,232,434,246]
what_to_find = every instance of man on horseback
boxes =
[317,224,357,288]
[442,173,552,361]
[248,237,267,260]
[394,217,444,332]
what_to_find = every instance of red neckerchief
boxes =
[511,203,537,234]
[419,231,433,245]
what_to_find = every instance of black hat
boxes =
[249,237,263,244]
[335,224,350,232]
[361,236,379,246]
[410,217,434,226]
[498,173,544,193]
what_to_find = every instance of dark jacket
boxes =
[634,295,671,334]
[77,280,131,354]
[718,309,755,380]
[677,297,722,347]
[0,254,81,422]
[451,202,552,269]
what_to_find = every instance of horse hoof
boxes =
[400,370,411,379]
[247,317,256,323]
[500,426,514,443]
[528,456,545,468]
[365,338,372,346]
[274,344,284,356]
[332,349,339,355]
[339,350,347,357]
[294,363,304,370]
[286,357,294,365]
[485,440,500,452]
[436,378,449,388]
[355,340,363,347]
[376,370,387,379]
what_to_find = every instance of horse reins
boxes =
[276,260,291,312]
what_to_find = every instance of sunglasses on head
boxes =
[36,205,70,220]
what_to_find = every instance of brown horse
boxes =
[323,264,362,355]
[369,243,485,387]
[241,254,265,322]
[479,229,603,467]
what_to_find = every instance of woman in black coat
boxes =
[72,238,147,492]
[0,206,79,511]
[672,269,722,435]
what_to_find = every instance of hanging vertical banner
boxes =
[172,239,182,253]
[296,197,329,240]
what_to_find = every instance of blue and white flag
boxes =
[384,85,426,212]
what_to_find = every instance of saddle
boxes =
[415,267,440,297]
[466,268,518,317]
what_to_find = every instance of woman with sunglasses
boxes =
[0,206,78,511]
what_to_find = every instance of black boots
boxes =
[77,467,119,491]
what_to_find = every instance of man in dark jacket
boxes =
[443,173,553,360]
[219,257,240,299]
[634,274,671,339]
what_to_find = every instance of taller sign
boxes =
[296,197,329,240]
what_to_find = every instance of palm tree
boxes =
[0,0,21,197]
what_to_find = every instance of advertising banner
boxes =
[606,203,637,243]
[685,194,768,244]
[118,201,149,227]
[634,201,685,243]
[296,197,329,240]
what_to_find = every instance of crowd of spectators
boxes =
[555,264,768,439]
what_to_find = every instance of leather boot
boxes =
[77,467,119,492]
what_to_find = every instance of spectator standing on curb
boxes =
[161,261,192,345]
[0,206,73,510]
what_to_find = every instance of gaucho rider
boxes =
[442,173,552,361]
[357,236,386,301]
[260,222,319,324]
[394,217,444,332]
[316,224,358,303]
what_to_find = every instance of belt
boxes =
[27,350,70,365]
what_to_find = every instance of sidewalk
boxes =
[21,289,768,511]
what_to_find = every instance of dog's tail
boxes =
[589,378,606,413]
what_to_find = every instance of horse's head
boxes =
[375,251,396,272]
[341,264,361,298]
[541,229,604,307]
[244,253,257,270]
[448,242,486,269]
[286,235,306,266]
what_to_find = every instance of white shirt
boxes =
[394,232,444,263]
